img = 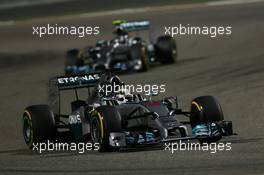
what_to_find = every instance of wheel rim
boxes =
[172,49,177,61]
[91,117,101,143]
[141,47,149,70]
[190,101,203,128]
[23,116,31,143]
[171,41,177,62]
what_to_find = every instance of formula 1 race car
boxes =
[65,20,177,75]
[22,72,233,152]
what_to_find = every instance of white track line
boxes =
[79,3,206,18]
[80,8,148,18]
[1,0,264,26]
[79,3,205,18]
[207,0,264,6]
[0,0,73,10]
[80,0,264,18]
[0,20,15,26]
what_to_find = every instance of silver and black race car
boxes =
[22,72,233,152]
[65,20,177,75]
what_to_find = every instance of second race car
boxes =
[65,20,178,75]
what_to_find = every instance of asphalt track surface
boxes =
[0,0,212,20]
[0,2,264,175]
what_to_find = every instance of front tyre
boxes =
[90,106,122,152]
[22,105,56,149]
[190,96,224,143]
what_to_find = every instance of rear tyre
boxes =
[90,106,122,152]
[22,105,56,149]
[131,44,149,72]
[155,36,177,64]
[190,96,224,142]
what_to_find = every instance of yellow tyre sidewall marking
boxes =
[24,110,33,145]
[92,111,104,144]
[191,101,202,112]
[97,112,104,143]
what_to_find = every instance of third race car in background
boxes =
[65,20,178,75]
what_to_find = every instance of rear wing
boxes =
[113,20,150,32]
[56,73,101,90]
[49,69,119,92]
[48,73,102,115]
